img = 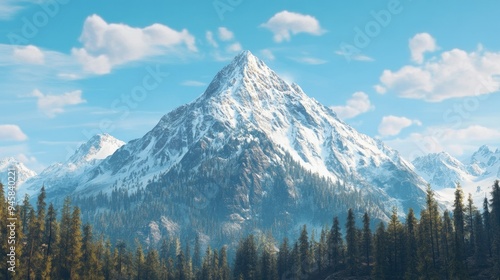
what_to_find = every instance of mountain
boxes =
[412,152,474,190]
[37,50,429,246]
[18,134,124,201]
[412,146,500,208]
[0,157,37,188]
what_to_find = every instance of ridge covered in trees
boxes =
[1,180,500,279]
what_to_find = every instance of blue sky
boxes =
[1,0,499,172]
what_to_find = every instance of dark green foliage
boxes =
[2,180,500,279]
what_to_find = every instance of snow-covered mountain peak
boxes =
[0,157,37,186]
[201,50,300,104]
[68,133,125,166]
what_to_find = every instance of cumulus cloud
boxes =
[218,27,234,41]
[13,45,45,64]
[376,44,500,102]
[260,11,325,42]
[32,89,86,117]
[409,33,437,63]
[386,125,500,160]
[0,125,28,141]
[331,92,374,120]
[72,14,197,74]
[378,115,421,137]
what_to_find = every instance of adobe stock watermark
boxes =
[337,0,407,62]
[64,65,169,159]
[213,0,243,21]
[6,165,18,273]
[7,0,71,45]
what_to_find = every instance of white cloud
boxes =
[181,80,206,87]
[206,31,218,48]
[378,115,421,137]
[0,125,28,141]
[376,46,500,102]
[206,27,243,62]
[226,42,242,52]
[335,50,374,62]
[261,11,325,43]
[260,49,275,61]
[386,125,500,160]
[72,14,197,74]
[409,33,437,64]
[218,27,234,41]
[0,0,46,20]
[31,89,86,117]
[13,45,45,64]
[291,56,327,65]
[331,92,374,120]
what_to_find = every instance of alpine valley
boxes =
[15,51,432,247]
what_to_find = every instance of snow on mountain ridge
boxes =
[412,147,500,208]
[18,134,125,200]
[0,157,37,187]
[60,51,429,217]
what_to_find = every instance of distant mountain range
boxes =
[0,158,37,191]
[18,134,124,202]
[412,145,500,207]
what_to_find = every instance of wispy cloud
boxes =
[181,80,206,87]
[290,56,327,65]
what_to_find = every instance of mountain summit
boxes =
[21,51,429,245]
[18,134,124,200]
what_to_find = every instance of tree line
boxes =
[1,180,500,279]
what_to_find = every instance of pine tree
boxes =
[316,228,328,272]
[68,207,83,279]
[361,211,372,271]
[277,237,290,279]
[373,222,388,280]
[473,210,487,266]
[425,185,441,270]
[490,180,500,274]
[452,184,467,279]
[193,234,202,270]
[299,225,311,275]
[387,207,404,278]
[465,193,477,256]
[346,208,358,276]
[440,210,454,279]
[328,216,343,270]
[144,250,161,280]
[135,243,145,280]
[482,197,492,257]
[404,208,418,280]
[219,246,231,280]
[234,235,258,280]
[81,224,103,280]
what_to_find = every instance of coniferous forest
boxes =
[1,180,500,279]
